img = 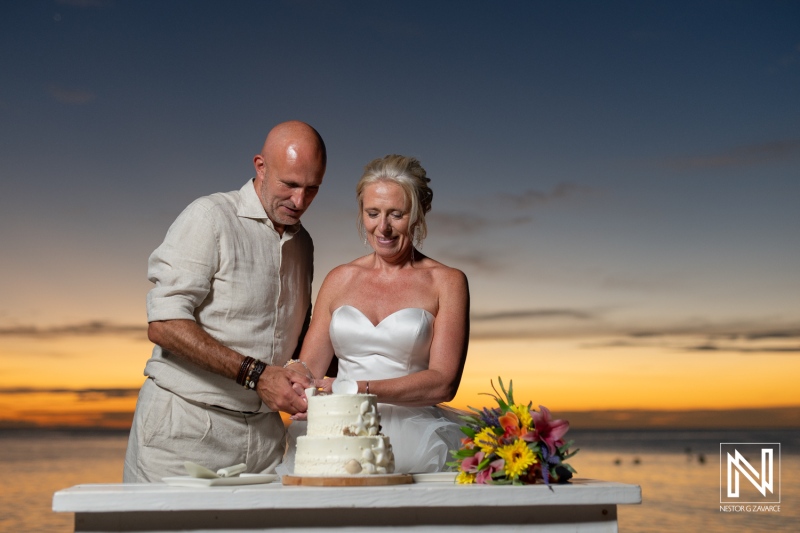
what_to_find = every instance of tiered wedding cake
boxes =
[294,392,395,476]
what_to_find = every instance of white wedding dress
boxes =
[279,305,465,474]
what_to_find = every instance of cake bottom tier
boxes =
[294,435,395,475]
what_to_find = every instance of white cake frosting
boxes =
[294,393,395,475]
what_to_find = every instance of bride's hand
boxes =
[288,381,309,421]
[314,377,334,394]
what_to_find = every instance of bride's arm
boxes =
[361,267,470,406]
[297,267,346,380]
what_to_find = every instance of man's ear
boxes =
[253,154,266,179]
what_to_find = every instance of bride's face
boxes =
[362,181,413,260]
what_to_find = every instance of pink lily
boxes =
[475,458,505,484]
[532,405,569,455]
[460,451,485,473]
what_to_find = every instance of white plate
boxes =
[412,472,457,483]
[163,473,279,487]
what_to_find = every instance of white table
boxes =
[53,478,641,532]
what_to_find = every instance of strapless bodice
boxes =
[330,305,434,381]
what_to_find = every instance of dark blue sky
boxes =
[2,0,798,349]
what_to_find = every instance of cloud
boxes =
[583,325,800,355]
[466,305,800,354]
[0,321,146,339]
[427,212,531,236]
[427,212,488,235]
[472,309,596,321]
[666,139,800,170]
[497,182,595,210]
[626,326,800,340]
[425,182,589,238]
[47,85,96,105]
[469,306,609,340]
[683,344,800,354]
[599,273,685,292]
[563,406,800,429]
[744,330,800,340]
[434,249,507,272]
[0,387,140,399]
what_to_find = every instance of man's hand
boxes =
[255,366,311,414]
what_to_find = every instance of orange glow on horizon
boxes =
[1,334,799,430]
[447,338,800,412]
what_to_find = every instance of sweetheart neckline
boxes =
[334,305,434,328]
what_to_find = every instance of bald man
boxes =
[124,121,327,482]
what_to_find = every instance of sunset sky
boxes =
[1,0,799,430]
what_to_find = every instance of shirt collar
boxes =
[237,178,302,236]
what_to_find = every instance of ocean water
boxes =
[567,429,800,532]
[1,429,797,532]
[0,431,128,533]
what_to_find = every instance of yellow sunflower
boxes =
[474,427,498,454]
[510,404,533,430]
[496,439,537,479]
[456,471,476,484]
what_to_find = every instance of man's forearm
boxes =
[147,319,312,413]
[147,319,243,379]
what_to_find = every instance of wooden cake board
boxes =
[282,474,413,486]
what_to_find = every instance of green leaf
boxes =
[453,448,479,459]
[561,447,580,460]
[477,456,493,470]
[487,379,507,411]
[557,440,574,453]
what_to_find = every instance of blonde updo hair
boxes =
[356,154,433,248]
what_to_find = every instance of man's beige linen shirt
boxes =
[143,179,313,413]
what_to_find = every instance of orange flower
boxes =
[499,411,521,439]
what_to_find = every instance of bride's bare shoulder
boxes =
[419,256,468,290]
[322,258,371,287]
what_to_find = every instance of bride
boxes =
[284,154,470,474]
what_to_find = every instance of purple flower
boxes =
[479,407,501,428]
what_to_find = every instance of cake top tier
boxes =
[306,393,380,437]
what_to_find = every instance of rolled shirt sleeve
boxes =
[147,198,218,323]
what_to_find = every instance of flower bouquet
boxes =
[449,378,578,485]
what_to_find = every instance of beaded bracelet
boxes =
[245,360,267,390]
[236,356,255,386]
